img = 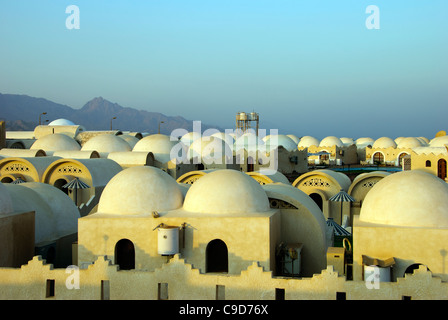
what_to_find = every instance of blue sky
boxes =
[0,1,447,139]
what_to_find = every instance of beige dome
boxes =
[397,137,423,149]
[429,135,448,147]
[98,166,183,216]
[298,136,319,148]
[360,170,448,228]
[264,135,298,152]
[82,134,131,154]
[286,134,300,145]
[133,134,186,163]
[319,136,343,148]
[118,134,140,148]
[355,137,374,148]
[187,136,233,161]
[31,133,81,152]
[340,137,354,146]
[372,137,397,149]
[183,169,271,215]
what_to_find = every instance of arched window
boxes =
[309,193,323,211]
[115,239,135,270]
[425,160,431,167]
[206,239,228,273]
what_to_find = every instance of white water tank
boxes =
[158,226,180,255]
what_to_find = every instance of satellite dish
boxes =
[435,130,446,138]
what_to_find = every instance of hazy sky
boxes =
[0,1,447,139]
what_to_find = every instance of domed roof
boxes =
[0,182,13,215]
[429,135,448,147]
[97,166,183,216]
[360,170,448,228]
[372,137,397,149]
[298,136,319,148]
[82,134,131,154]
[133,134,186,163]
[31,133,81,152]
[396,137,423,149]
[319,136,344,148]
[118,134,140,148]
[340,137,354,146]
[187,136,233,161]
[264,135,298,152]
[355,137,374,148]
[183,169,271,215]
[48,118,76,126]
[286,134,300,145]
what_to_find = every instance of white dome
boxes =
[118,134,140,148]
[82,134,132,154]
[355,137,374,148]
[286,134,300,145]
[429,135,448,147]
[396,137,423,149]
[340,137,354,146]
[48,119,76,126]
[183,169,271,215]
[187,136,233,162]
[133,134,186,163]
[298,136,319,148]
[360,170,448,228]
[372,137,397,149]
[31,133,81,152]
[319,136,344,148]
[0,182,13,215]
[264,135,298,152]
[98,166,183,216]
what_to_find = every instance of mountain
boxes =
[0,93,222,134]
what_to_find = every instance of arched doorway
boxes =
[115,239,135,270]
[206,239,228,273]
[438,159,447,180]
[373,152,384,164]
[309,193,323,211]
[398,153,408,166]
[54,178,69,195]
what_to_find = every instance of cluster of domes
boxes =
[96,167,273,216]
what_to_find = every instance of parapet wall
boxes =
[0,255,446,300]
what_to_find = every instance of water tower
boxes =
[235,112,259,135]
